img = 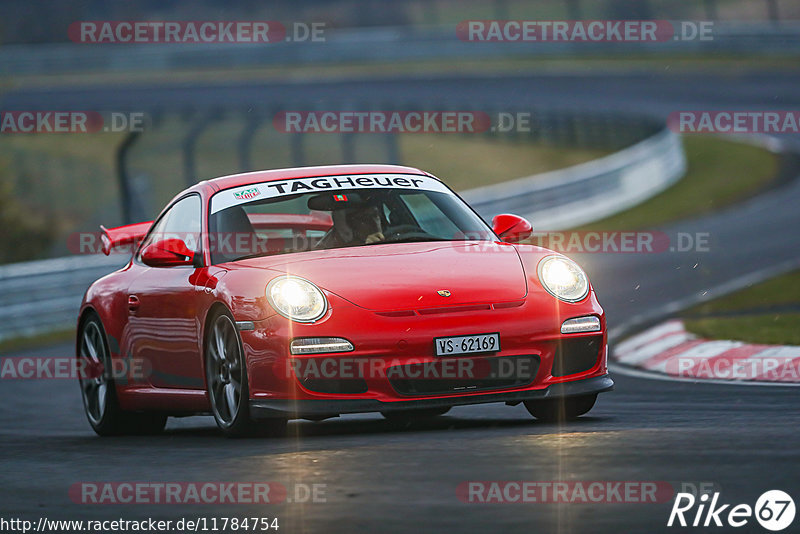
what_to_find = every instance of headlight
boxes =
[266,276,327,322]
[538,256,590,302]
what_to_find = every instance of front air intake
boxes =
[551,336,603,377]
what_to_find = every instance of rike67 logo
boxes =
[668,490,795,531]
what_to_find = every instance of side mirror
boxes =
[492,214,533,243]
[140,238,196,268]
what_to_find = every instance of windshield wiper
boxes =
[231,251,283,261]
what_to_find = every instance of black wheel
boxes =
[524,394,597,423]
[381,407,451,425]
[205,311,286,438]
[78,314,167,436]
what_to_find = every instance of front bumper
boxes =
[250,373,614,419]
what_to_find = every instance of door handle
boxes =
[128,295,140,312]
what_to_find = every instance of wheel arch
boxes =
[202,301,234,341]
[200,301,238,374]
[76,305,101,357]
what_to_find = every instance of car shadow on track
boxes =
[156,413,614,440]
[14,414,613,448]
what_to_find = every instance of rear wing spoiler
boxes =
[100,222,153,256]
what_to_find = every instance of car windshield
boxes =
[208,176,493,264]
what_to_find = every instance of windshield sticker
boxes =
[211,174,453,214]
[233,187,261,201]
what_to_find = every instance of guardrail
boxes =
[463,127,686,229]
[0,255,125,342]
[0,125,685,343]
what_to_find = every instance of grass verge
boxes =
[0,328,75,354]
[683,270,800,345]
[685,314,800,346]
[577,135,779,231]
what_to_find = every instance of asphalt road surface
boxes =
[2,72,800,533]
[2,350,799,533]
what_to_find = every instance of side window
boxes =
[139,195,202,258]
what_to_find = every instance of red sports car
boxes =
[77,164,613,437]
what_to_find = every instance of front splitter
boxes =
[250,374,613,419]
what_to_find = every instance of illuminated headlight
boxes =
[561,316,601,334]
[266,276,327,323]
[538,256,590,302]
[291,337,354,355]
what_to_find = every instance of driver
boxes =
[331,203,385,246]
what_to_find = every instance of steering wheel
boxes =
[313,229,337,250]
[382,224,435,242]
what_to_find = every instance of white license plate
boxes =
[434,333,500,356]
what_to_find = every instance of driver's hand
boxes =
[365,232,385,244]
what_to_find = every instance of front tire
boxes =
[78,314,167,436]
[524,394,597,423]
[205,311,286,438]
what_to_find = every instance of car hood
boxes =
[237,241,528,312]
